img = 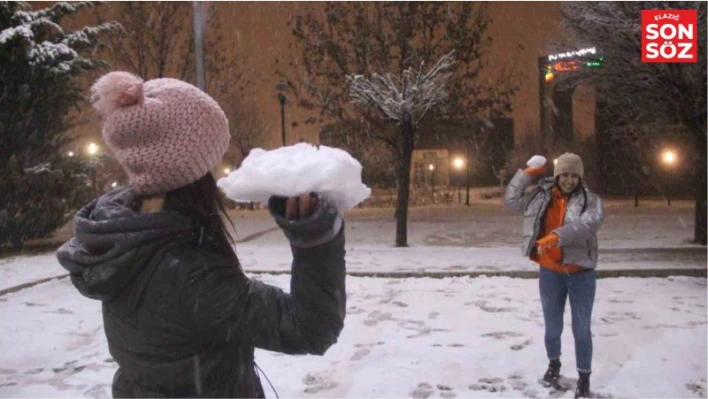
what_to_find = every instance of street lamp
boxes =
[276,80,289,146]
[662,149,677,166]
[67,151,74,157]
[452,157,465,203]
[428,164,436,203]
[87,143,99,156]
[87,142,99,195]
[224,168,231,175]
[661,149,678,206]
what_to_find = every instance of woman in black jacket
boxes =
[57,71,346,398]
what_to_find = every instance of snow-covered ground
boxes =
[0,274,705,398]
[227,200,708,275]
[221,200,702,253]
[1,245,704,294]
[46,198,702,249]
[235,245,706,275]
[0,199,704,398]
[1,200,704,291]
[0,253,62,292]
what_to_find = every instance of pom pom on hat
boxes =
[91,71,230,195]
[91,71,144,117]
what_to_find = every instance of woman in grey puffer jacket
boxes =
[504,153,603,399]
[57,72,346,398]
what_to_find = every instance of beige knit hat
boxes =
[554,152,584,179]
[90,71,230,195]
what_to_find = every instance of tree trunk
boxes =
[394,122,414,247]
[465,141,471,206]
[695,149,707,245]
[688,122,707,245]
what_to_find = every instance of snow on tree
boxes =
[0,2,119,250]
[347,51,455,127]
[559,1,706,245]
[346,51,455,247]
[290,3,518,247]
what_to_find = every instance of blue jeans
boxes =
[539,267,596,372]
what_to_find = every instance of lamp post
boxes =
[662,149,677,206]
[87,142,99,196]
[276,80,288,146]
[192,2,206,91]
[496,167,508,205]
[428,164,436,203]
[277,93,286,146]
[465,142,472,206]
[452,156,465,203]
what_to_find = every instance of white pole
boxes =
[193,2,206,91]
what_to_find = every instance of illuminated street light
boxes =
[553,158,558,166]
[86,143,99,195]
[67,151,75,157]
[452,156,466,203]
[224,168,231,175]
[661,149,678,207]
[662,149,677,166]
[428,164,436,203]
[111,182,118,188]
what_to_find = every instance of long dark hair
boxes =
[162,172,241,269]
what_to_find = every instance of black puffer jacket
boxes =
[56,187,346,398]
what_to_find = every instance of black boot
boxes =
[542,359,561,387]
[575,371,591,398]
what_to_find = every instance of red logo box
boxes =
[642,9,698,63]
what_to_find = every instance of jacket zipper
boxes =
[559,195,566,265]
[531,191,550,254]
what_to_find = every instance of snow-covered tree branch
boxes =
[291,3,517,247]
[559,1,706,245]
[347,51,456,126]
[1,2,118,249]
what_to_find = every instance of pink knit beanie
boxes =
[90,71,230,195]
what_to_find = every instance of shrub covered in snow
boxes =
[0,2,118,249]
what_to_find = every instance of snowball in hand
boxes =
[526,155,547,169]
[217,143,371,211]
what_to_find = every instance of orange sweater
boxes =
[530,186,584,274]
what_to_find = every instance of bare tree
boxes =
[94,2,228,87]
[347,52,455,246]
[226,102,271,166]
[560,1,706,244]
[290,3,518,247]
